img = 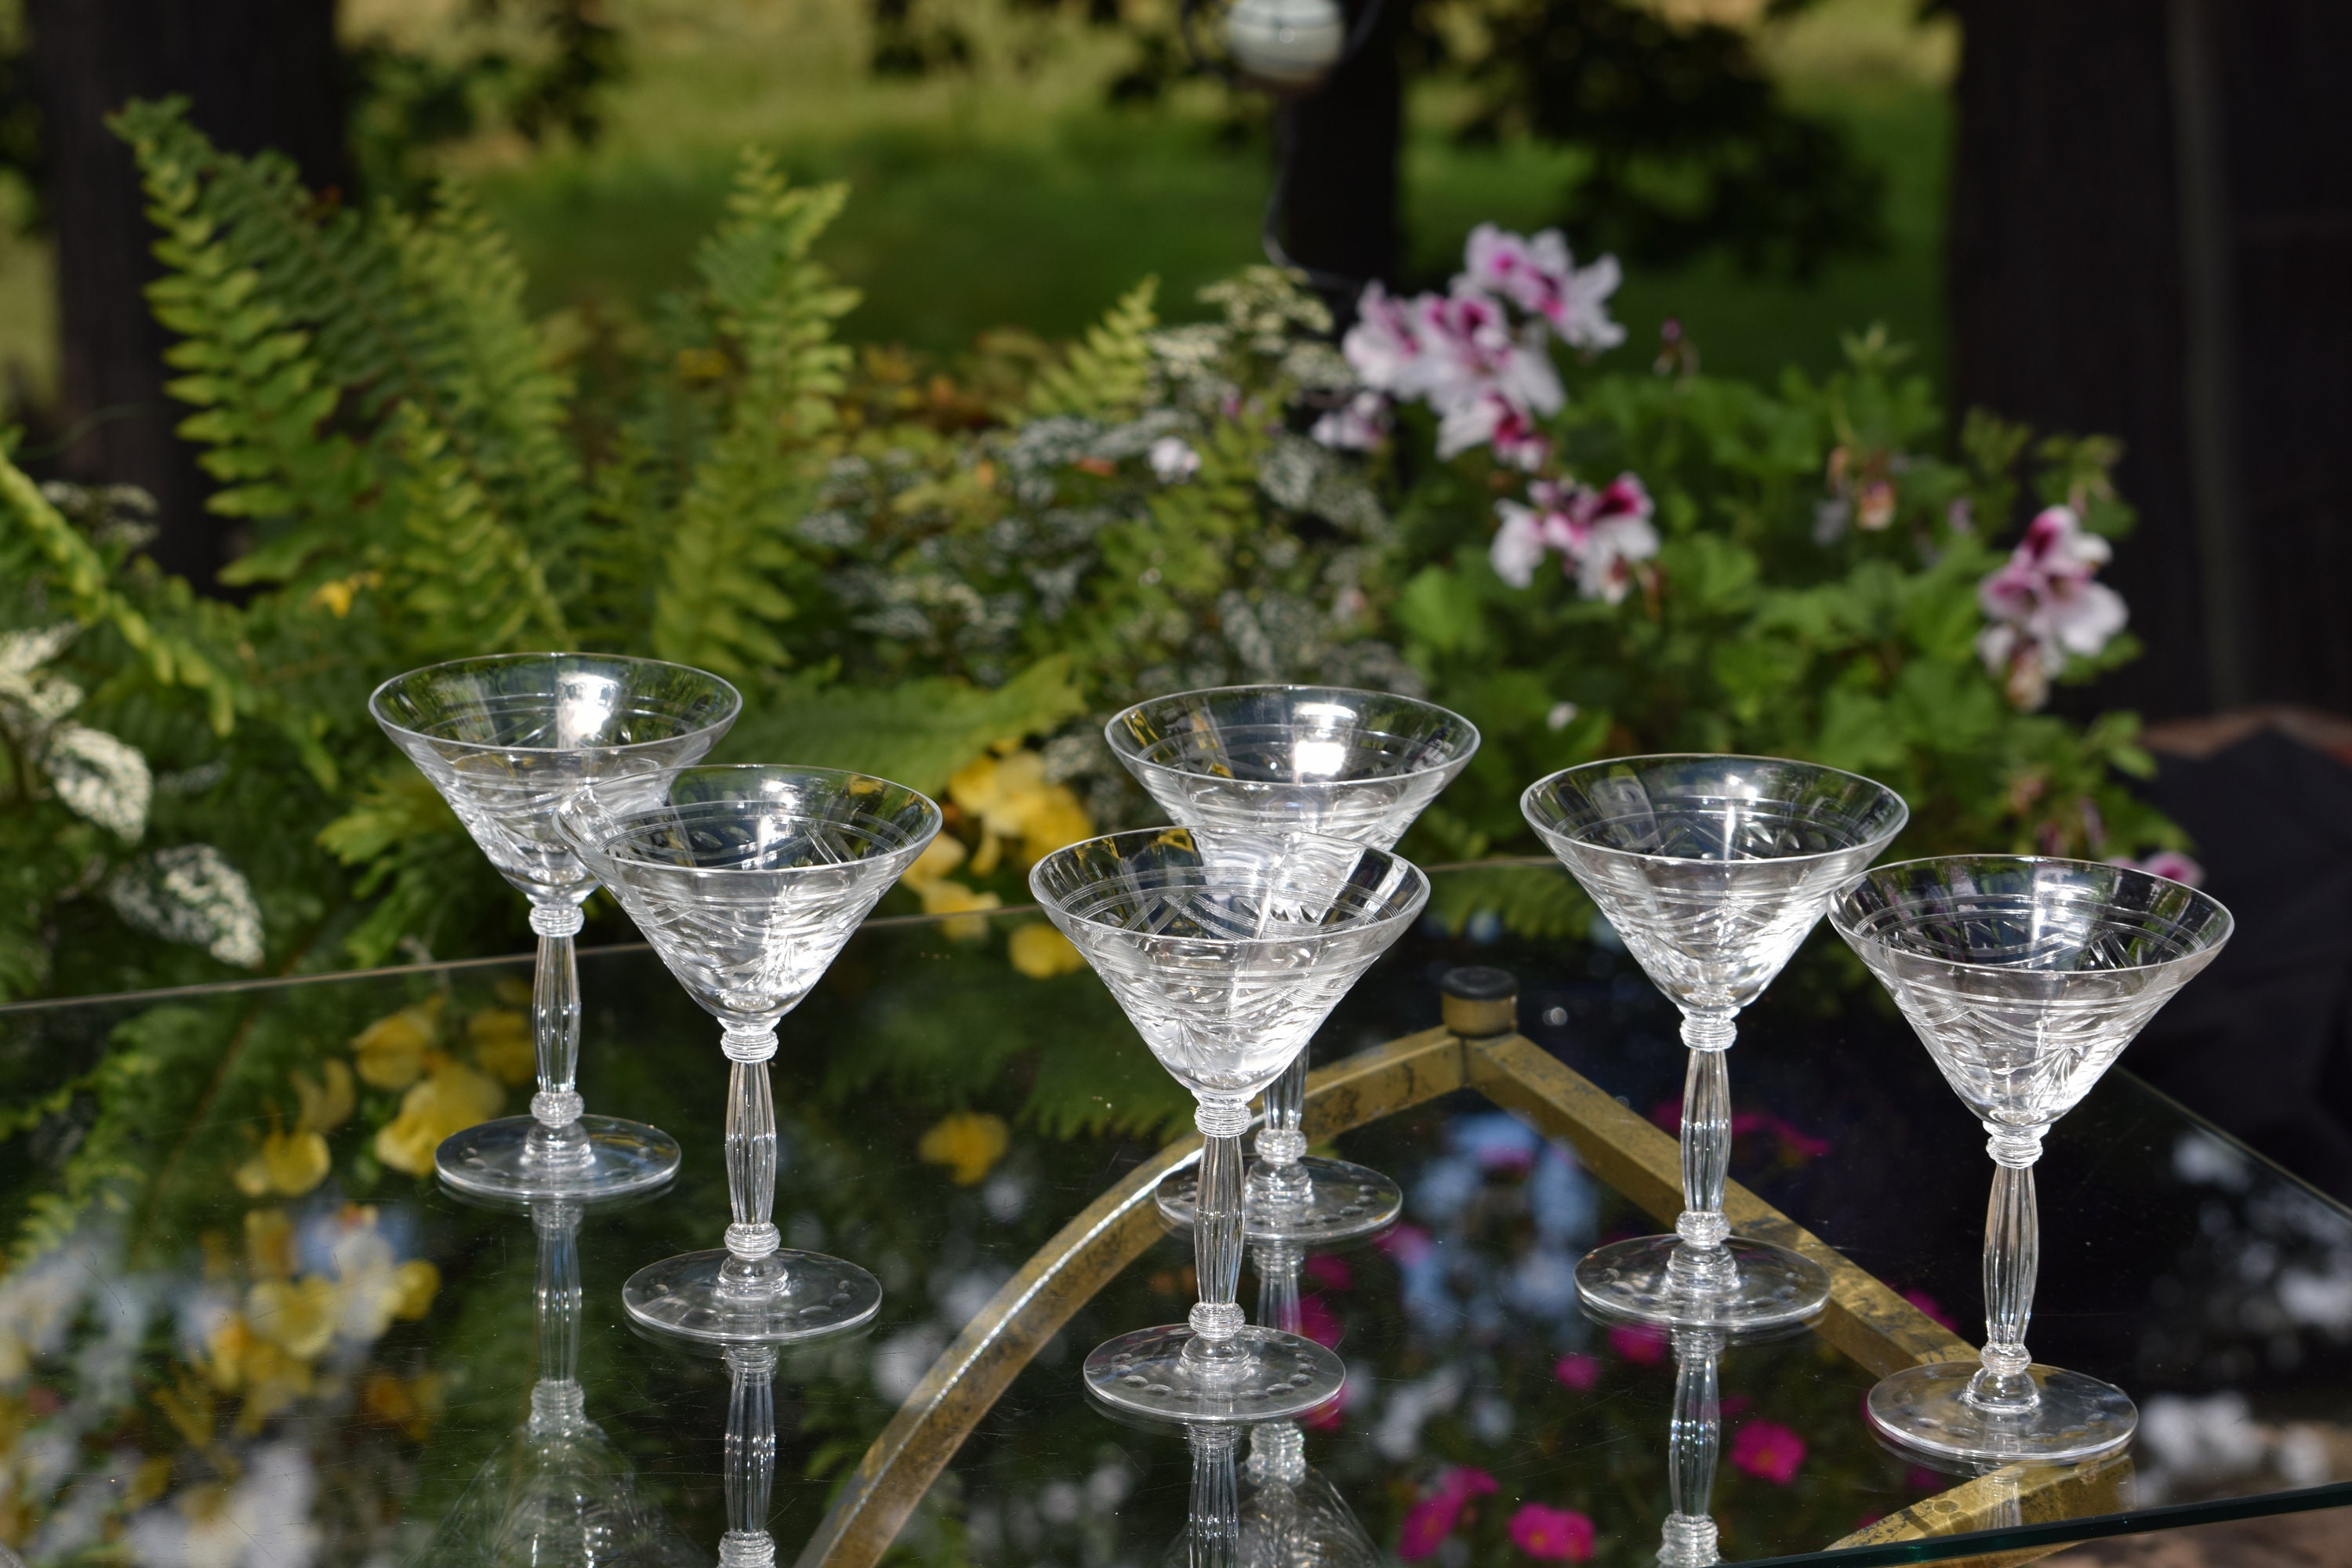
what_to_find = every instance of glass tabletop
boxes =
[0,863,2346,1566]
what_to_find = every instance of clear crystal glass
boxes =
[1109,685,1478,1247]
[416,1199,700,1566]
[1831,855,2233,1463]
[561,765,941,1345]
[371,654,740,1202]
[1522,754,1908,1327]
[1031,827,1428,1421]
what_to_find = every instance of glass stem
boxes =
[1969,1125,2046,1413]
[1185,1422,1241,1568]
[719,1022,784,1301]
[1247,1049,1312,1210]
[720,1345,779,1568]
[1667,1009,1737,1294]
[526,1200,585,1435]
[1661,1327,1724,1568]
[524,902,591,1171]
[1184,1097,1250,1374]
[1254,1240,1301,1337]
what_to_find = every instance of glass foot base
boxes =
[1154,1157,1403,1246]
[1575,1234,1830,1329]
[622,1249,882,1345]
[1867,1361,2137,1465]
[1084,1324,1344,1424]
[435,1115,681,1203]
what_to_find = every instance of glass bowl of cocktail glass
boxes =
[1108,685,1479,1247]
[1031,826,1429,1422]
[1522,754,1909,1329]
[560,764,941,1345]
[370,653,741,1203]
[1831,855,2232,1464]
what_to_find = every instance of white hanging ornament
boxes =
[1223,0,1347,92]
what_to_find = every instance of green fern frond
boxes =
[652,152,858,677]
[1424,861,1596,942]
[386,403,570,655]
[1028,277,1159,421]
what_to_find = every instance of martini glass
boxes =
[561,765,940,1345]
[1032,827,1428,1421]
[1831,855,2233,1463]
[372,654,740,1202]
[1522,755,1908,1327]
[1109,685,1478,1247]
[418,1197,699,1566]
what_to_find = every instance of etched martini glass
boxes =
[1109,685,1478,1246]
[561,765,940,1345]
[372,654,740,1201]
[1832,855,2232,1462]
[1523,755,1907,1327]
[1032,827,1428,1421]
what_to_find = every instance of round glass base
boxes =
[1575,1234,1831,1329]
[1867,1360,2137,1465]
[435,1115,681,1203]
[1155,1156,1403,1246]
[622,1249,882,1345]
[1084,1324,1344,1424]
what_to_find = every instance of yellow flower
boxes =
[948,750,1093,872]
[390,1259,441,1321]
[1008,923,1086,978]
[201,1312,254,1391]
[466,1007,535,1086]
[245,1207,296,1280]
[902,833,968,888]
[351,997,443,1091]
[245,1276,337,1360]
[292,1060,354,1132]
[917,1110,1011,1186]
[374,1060,504,1176]
[362,1368,445,1441]
[306,571,380,618]
[230,1338,317,1432]
[916,877,1001,941]
[234,1129,330,1198]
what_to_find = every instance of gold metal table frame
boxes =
[797,988,2129,1568]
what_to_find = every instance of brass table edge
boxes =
[797,1024,2061,1568]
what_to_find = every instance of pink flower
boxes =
[1607,1323,1668,1364]
[1377,1224,1434,1267]
[2109,851,2205,889]
[1346,278,1564,467]
[1461,223,1627,353]
[1148,437,1200,483]
[1902,1288,1956,1330]
[1508,1502,1597,1561]
[1730,1420,1806,1485]
[1554,1352,1602,1390]
[1310,390,1391,451]
[1304,1254,1352,1291]
[1297,1292,1345,1348]
[1976,505,2129,710]
[1341,283,1430,396]
[1490,473,1657,601]
[1398,1468,1499,1561]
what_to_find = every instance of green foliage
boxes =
[1026,277,1158,421]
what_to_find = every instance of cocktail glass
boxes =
[1109,685,1478,1247]
[1831,855,2232,1463]
[1522,754,1907,1327]
[372,653,740,1202]
[1031,827,1428,1421]
[561,765,940,1344]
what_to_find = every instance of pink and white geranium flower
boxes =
[1975,504,2129,710]
[1491,473,1659,602]
[1461,223,1627,353]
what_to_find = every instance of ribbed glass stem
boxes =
[1186,1424,1241,1568]
[720,1022,783,1301]
[535,1200,583,1387]
[525,903,590,1167]
[1185,1097,1249,1374]
[1661,1327,1724,1567]
[720,1346,778,1568]
[1668,1010,1737,1294]
[1969,1126,2046,1412]
[1254,1241,1301,1337]
[1248,1051,1312,1210]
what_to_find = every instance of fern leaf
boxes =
[385,403,570,655]
[1028,277,1160,421]
[652,153,858,677]
[1424,861,1596,942]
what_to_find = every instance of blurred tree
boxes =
[1948,0,2352,719]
